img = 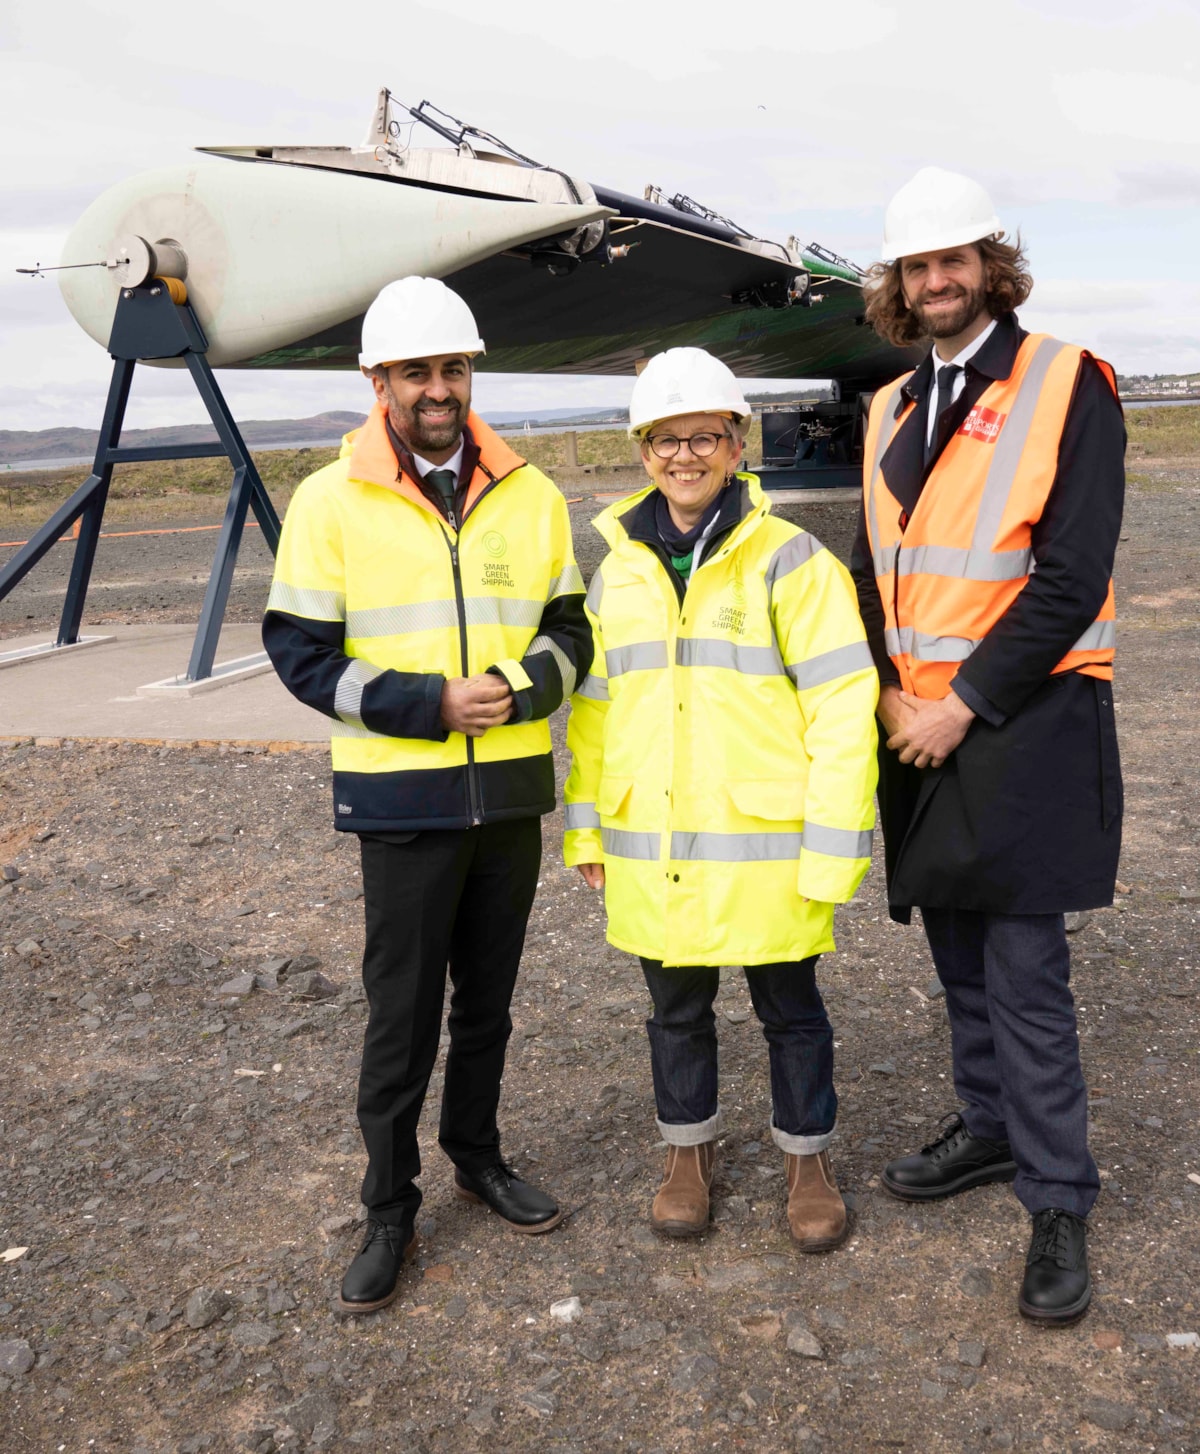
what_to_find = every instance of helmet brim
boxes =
[882,219,1002,264]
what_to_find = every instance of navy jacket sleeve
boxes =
[262,611,448,741]
[952,358,1126,721]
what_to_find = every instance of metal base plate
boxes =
[0,636,115,671]
[137,651,274,698]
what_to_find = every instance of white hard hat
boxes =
[359,276,485,370]
[627,347,751,437]
[881,167,1002,261]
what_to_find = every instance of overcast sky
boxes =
[2,0,1197,433]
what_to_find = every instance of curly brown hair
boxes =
[862,235,1033,347]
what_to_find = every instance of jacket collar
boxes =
[594,472,766,552]
[343,403,527,515]
[897,311,1026,416]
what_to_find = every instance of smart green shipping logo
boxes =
[483,531,507,558]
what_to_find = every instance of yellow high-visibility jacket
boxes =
[564,475,878,967]
[264,405,590,832]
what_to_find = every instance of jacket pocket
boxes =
[597,775,635,819]
[727,779,806,823]
[1094,679,1123,830]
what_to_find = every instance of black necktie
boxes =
[425,468,457,521]
[926,363,961,466]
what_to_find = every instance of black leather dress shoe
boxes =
[882,1113,1017,1201]
[337,1215,417,1314]
[1019,1208,1091,1324]
[454,1161,563,1234]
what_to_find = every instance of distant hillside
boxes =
[0,412,367,465]
[483,406,625,426]
[0,406,631,463]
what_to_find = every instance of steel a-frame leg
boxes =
[183,351,282,682]
[0,357,134,643]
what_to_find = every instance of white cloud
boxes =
[1,0,1198,428]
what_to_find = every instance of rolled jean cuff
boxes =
[770,1117,833,1156]
[657,1107,723,1147]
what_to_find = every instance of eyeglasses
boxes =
[644,430,732,460]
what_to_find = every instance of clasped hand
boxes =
[879,683,975,770]
[440,674,513,737]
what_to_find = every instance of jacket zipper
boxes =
[440,506,482,826]
[431,463,523,829]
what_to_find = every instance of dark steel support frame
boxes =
[0,284,281,681]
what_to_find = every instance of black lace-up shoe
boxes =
[882,1113,1018,1201]
[337,1215,417,1314]
[1019,1208,1091,1324]
[453,1161,563,1233]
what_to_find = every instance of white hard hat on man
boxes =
[627,347,752,437]
[359,275,485,370]
[881,166,1002,262]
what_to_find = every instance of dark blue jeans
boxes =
[639,957,836,1153]
[922,907,1100,1217]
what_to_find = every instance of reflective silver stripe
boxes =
[547,562,585,599]
[586,567,605,615]
[606,641,669,676]
[346,601,457,636]
[896,543,1033,583]
[601,827,661,859]
[885,626,978,663]
[671,831,803,862]
[267,582,346,621]
[972,338,1068,554]
[346,597,543,637]
[1072,619,1115,652]
[802,822,873,859]
[576,673,609,701]
[765,532,823,600]
[866,378,910,577]
[787,640,875,690]
[330,719,379,739]
[564,802,601,830]
[675,638,786,676]
[527,633,577,699]
[333,658,383,729]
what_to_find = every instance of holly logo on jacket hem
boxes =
[957,406,1007,443]
[337,802,353,816]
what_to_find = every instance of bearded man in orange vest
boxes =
[850,168,1125,1325]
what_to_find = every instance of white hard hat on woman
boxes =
[627,346,752,437]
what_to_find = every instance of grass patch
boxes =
[1125,404,1200,461]
[1,423,771,534]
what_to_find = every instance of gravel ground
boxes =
[0,468,1198,1453]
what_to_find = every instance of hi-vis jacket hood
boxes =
[564,474,879,968]
[264,404,591,832]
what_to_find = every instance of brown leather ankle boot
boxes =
[650,1143,715,1237]
[785,1150,849,1252]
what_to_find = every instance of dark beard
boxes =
[911,283,989,340]
[386,391,467,456]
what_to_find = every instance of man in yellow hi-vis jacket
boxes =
[564,348,878,1251]
[263,277,592,1314]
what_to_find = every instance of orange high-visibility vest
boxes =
[863,333,1117,699]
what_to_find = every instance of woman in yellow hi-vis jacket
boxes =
[565,348,878,1250]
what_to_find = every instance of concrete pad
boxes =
[0,624,328,743]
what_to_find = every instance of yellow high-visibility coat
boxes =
[264,405,589,831]
[564,475,879,967]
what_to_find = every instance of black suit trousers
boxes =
[356,817,542,1222]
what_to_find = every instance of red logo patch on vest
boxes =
[957,405,1006,443]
